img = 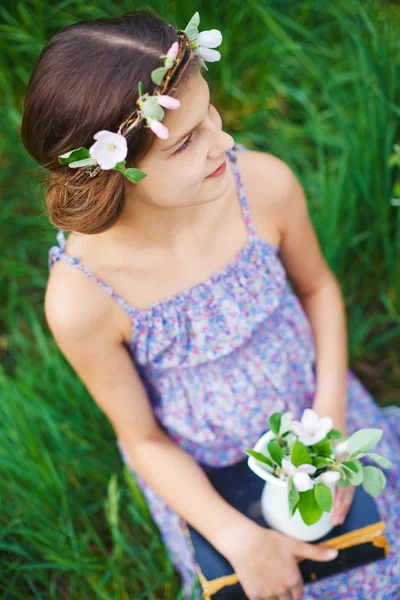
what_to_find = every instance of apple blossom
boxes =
[320,471,341,484]
[166,41,179,60]
[193,27,222,70]
[89,130,128,170]
[157,95,181,110]
[333,440,349,456]
[148,119,169,139]
[291,408,333,446]
[280,456,317,492]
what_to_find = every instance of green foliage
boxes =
[362,466,387,497]
[245,449,274,470]
[279,411,294,435]
[341,460,364,485]
[267,440,284,466]
[311,437,333,457]
[291,439,312,467]
[113,161,148,183]
[297,489,323,526]
[347,428,383,456]
[314,483,333,513]
[365,453,392,469]
[328,428,345,441]
[269,411,282,435]
[313,457,331,469]
[288,478,300,515]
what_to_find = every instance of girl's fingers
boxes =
[331,486,355,524]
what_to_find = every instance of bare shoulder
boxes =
[44,259,163,446]
[234,147,295,246]
[44,260,129,348]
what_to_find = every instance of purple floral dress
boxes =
[48,141,400,599]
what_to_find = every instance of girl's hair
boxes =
[20,8,200,234]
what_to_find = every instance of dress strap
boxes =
[48,229,137,323]
[227,141,257,240]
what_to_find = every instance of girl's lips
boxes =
[206,158,227,178]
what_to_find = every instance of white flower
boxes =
[280,457,317,492]
[195,28,222,70]
[291,409,333,446]
[89,130,128,170]
[333,440,349,457]
[320,471,341,485]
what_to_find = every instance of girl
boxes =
[20,8,400,600]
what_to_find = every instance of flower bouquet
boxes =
[246,409,391,541]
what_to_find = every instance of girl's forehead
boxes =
[153,74,211,152]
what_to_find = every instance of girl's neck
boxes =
[93,161,236,254]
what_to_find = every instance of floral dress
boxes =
[48,141,400,599]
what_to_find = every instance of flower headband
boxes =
[58,12,222,186]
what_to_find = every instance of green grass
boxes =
[1,0,399,597]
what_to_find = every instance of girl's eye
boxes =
[173,133,193,156]
[172,100,213,156]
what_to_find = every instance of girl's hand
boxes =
[221,521,339,600]
[330,444,356,526]
[331,484,355,525]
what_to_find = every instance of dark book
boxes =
[181,459,389,599]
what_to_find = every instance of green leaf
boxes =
[245,450,274,470]
[365,453,392,469]
[291,439,312,467]
[341,461,364,485]
[313,457,331,469]
[312,437,333,457]
[297,489,323,526]
[58,147,91,165]
[362,466,386,498]
[314,483,332,513]
[288,478,300,516]
[269,412,282,435]
[267,441,284,466]
[151,66,169,86]
[336,466,351,488]
[113,162,147,183]
[347,429,383,455]
[184,11,200,41]
[279,411,293,435]
[328,428,346,441]
[342,461,358,472]
[124,168,148,183]
[336,478,351,488]
[138,81,145,97]
[68,157,97,168]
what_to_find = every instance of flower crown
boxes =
[57,12,222,186]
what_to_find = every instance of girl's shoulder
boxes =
[234,146,295,248]
[45,250,131,346]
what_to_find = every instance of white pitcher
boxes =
[248,430,337,542]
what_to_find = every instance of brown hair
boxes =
[20,8,200,234]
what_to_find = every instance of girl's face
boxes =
[132,70,235,209]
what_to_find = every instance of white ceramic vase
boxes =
[248,430,337,542]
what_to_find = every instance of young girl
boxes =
[21,8,400,600]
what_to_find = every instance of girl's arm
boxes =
[263,155,353,527]
[275,159,349,435]
[44,271,251,556]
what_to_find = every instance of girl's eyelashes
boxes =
[172,100,213,157]
[173,132,193,156]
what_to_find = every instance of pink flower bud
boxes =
[157,95,181,110]
[166,41,179,59]
[149,120,169,139]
